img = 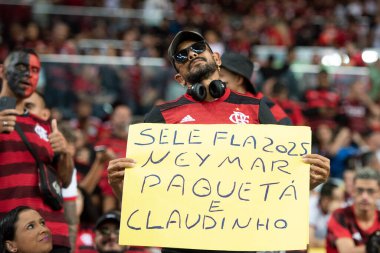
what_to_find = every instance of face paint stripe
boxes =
[5,52,40,98]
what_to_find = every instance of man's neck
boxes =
[354,206,377,229]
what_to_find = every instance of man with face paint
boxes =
[0,49,73,253]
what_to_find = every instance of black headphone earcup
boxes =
[187,83,207,101]
[209,80,226,98]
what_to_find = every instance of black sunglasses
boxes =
[173,41,208,64]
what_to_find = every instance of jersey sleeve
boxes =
[262,96,292,125]
[144,106,166,123]
[327,209,353,240]
[258,99,277,124]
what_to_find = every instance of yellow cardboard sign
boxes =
[120,123,311,251]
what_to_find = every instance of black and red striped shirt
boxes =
[326,206,380,253]
[0,113,70,248]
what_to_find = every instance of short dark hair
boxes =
[354,167,380,186]
[0,206,33,253]
[4,48,39,68]
[320,180,339,198]
[94,210,121,231]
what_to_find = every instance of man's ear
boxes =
[41,108,51,121]
[174,74,187,87]
[5,240,17,253]
[236,75,245,86]
[212,52,221,66]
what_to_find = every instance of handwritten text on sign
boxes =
[119,124,311,251]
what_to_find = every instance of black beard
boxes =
[185,61,218,84]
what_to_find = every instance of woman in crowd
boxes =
[0,206,52,253]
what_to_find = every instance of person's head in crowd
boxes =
[204,29,225,55]
[317,68,330,89]
[0,206,52,253]
[0,48,40,100]
[23,90,50,120]
[51,22,70,44]
[75,97,93,121]
[352,167,380,214]
[25,22,40,42]
[94,210,128,253]
[367,230,380,253]
[110,104,132,134]
[314,123,334,147]
[219,51,257,95]
[272,81,289,100]
[360,151,380,172]
[168,30,223,102]
[342,165,357,204]
[318,180,344,214]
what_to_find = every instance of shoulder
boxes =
[224,90,261,105]
[17,113,51,129]
[331,206,352,222]
[144,95,192,123]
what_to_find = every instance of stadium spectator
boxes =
[0,206,53,253]
[0,48,73,252]
[326,167,380,253]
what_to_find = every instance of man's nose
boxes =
[25,67,31,76]
[188,50,199,60]
[109,232,118,240]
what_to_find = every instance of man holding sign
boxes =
[107,31,330,252]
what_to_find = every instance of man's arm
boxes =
[49,119,73,187]
[56,153,74,188]
[80,148,115,194]
[335,238,366,253]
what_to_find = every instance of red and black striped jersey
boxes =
[249,91,291,125]
[0,113,70,248]
[144,88,277,124]
[326,206,380,253]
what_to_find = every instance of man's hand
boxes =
[303,154,330,190]
[107,157,136,200]
[95,148,116,164]
[48,119,68,154]
[0,109,17,133]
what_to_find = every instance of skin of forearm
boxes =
[58,153,74,188]
[79,159,104,194]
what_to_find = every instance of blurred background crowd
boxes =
[2,0,380,252]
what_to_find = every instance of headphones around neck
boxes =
[186,80,226,101]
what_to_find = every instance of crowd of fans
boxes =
[1,0,380,252]
[1,0,379,117]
